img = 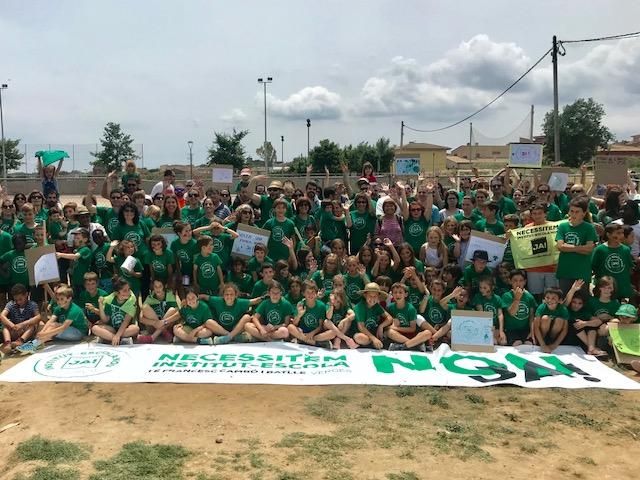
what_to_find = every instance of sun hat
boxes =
[73,206,90,216]
[472,250,489,262]
[616,304,638,319]
[268,180,283,190]
[358,282,388,299]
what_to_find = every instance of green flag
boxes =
[35,150,69,167]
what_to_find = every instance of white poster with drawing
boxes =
[451,310,495,353]
[212,167,234,184]
[508,143,543,169]
[26,245,60,286]
[548,172,569,192]
[464,231,506,269]
[231,224,271,259]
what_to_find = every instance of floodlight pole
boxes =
[0,84,8,187]
[552,35,560,164]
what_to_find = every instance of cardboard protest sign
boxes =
[451,310,495,353]
[231,224,271,259]
[464,231,506,268]
[510,221,561,269]
[594,157,627,185]
[508,143,542,169]
[151,227,178,246]
[26,244,60,286]
[212,167,234,184]
[394,157,420,176]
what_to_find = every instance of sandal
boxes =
[589,348,608,358]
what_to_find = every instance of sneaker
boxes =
[197,337,213,345]
[234,332,252,343]
[17,339,42,354]
[411,343,427,353]
[137,335,154,344]
[213,335,231,345]
[316,340,333,349]
[389,342,406,351]
[119,338,133,346]
[161,329,174,343]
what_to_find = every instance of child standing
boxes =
[170,221,199,288]
[462,250,493,296]
[55,228,92,295]
[592,223,634,300]
[533,287,569,353]
[477,201,505,236]
[472,277,505,345]
[193,237,224,296]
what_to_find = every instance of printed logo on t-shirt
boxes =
[152,260,166,273]
[605,253,624,273]
[408,223,424,236]
[12,256,27,274]
[302,312,319,329]
[484,303,497,316]
[271,226,285,242]
[94,252,106,269]
[353,217,366,229]
[219,312,235,327]
[346,283,360,299]
[212,237,223,253]
[177,250,190,262]
[185,314,199,327]
[564,232,581,246]
[124,231,142,246]
[397,312,410,327]
[516,302,529,320]
[108,217,119,233]
[428,307,444,325]
[200,263,215,279]
[267,310,282,325]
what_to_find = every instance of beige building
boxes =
[450,144,509,160]
[394,142,449,175]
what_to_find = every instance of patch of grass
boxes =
[90,442,189,480]
[520,444,538,454]
[194,474,225,480]
[113,415,136,423]
[386,472,420,480]
[577,456,597,466]
[427,391,449,409]
[395,386,418,397]
[324,393,350,403]
[464,393,487,405]
[275,428,359,462]
[15,436,89,464]
[324,471,354,480]
[14,466,80,480]
[547,412,607,431]
[276,473,304,480]
[433,420,492,462]
[249,452,266,469]
[304,398,340,422]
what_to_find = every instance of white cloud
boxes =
[220,108,247,124]
[266,86,342,120]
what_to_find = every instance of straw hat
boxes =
[358,282,388,299]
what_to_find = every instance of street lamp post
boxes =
[257,76,273,174]
[187,141,194,179]
[306,118,311,160]
[0,84,7,187]
[280,136,284,165]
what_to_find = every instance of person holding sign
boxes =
[471,277,505,345]
[524,203,560,300]
[555,198,598,295]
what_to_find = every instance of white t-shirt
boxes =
[613,219,640,257]
[150,181,175,198]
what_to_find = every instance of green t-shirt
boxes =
[104,297,134,329]
[535,303,569,321]
[263,217,296,263]
[462,265,493,294]
[47,221,66,243]
[225,272,254,295]
[144,291,179,319]
[207,296,250,329]
[297,299,327,333]
[0,230,13,256]
[345,273,366,304]
[255,195,293,227]
[318,210,347,243]
[568,306,592,324]
[0,249,28,287]
[114,254,143,295]
[255,298,295,326]
[75,288,107,323]
[144,249,175,282]
[501,289,537,331]
[471,292,503,327]
[403,216,430,256]
[453,211,482,228]
[179,301,212,328]
[353,300,385,332]
[171,238,199,276]
[407,285,424,312]
[349,211,377,254]
[121,172,141,188]
[92,244,113,280]
[387,301,417,328]
[157,215,179,228]
[181,205,205,225]
[476,219,505,236]
[293,215,317,241]
[588,297,621,319]
[71,245,93,286]
[546,203,563,222]
[14,223,36,245]
[194,253,223,294]
[96,206,120,238]
[247,256,274,278]
[0,218,15,234]
[424,296,449,326]
[208,233,233,268]
[495,196,517,219]
[112,222,150,257]
[591,244,633,298]
[251,280,272,298]
[310,270,335,294]
[53,302,88,333]
[284,292,303,305]
[555,220,598,282]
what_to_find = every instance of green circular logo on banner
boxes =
[34,349,124,378]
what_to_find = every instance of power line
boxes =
[559,30,640,44]
[404,47,552,133]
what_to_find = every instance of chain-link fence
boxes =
[19,144,144,174]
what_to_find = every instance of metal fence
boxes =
[19,144,144,174]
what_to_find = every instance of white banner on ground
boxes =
[1,344,638,389]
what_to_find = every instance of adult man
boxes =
[535,183,563,221]
[150,169,176,198]
[90,178,123,239]
[248,176,293,227]
[66,206,107,250]
[305,181,321,214]
[209,189,231,220]
[489,177,517,219]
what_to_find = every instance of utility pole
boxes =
[187,141,194,179]
[529,104,535,141]
[0,84,8,186]
[258,77,273,173]
[552,35,560,164]
[280,135,284,165]
[469,122,473,165]
[306,119,311,159]
[400,121,404,149]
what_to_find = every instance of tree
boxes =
[91,122,137,172]
[542,98,614,167]
[310,139,342,173]
[374,137,394,172]
[207,129,249,171]
[0,138,23,176]
[256,141,277,170]
[340,137,394,174]
[288,154,309,173]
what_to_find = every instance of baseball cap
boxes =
[616,304,638,319]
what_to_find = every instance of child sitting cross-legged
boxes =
[387,282,432,351]
[353,282,393,350]
[1,284,41,354]
[533,287,569,353]
[17,285,88,353]
[137,279,181,344]
[288,280,334,348]
[173,287,215,345]
[245,281,293,342]
[93,276,140,346]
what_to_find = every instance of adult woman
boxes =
[27,190,47,224]
[347,193,375,255]
[1,199,17,233]
[374,198,403,246]
[112,201,150,258]
[191,196,219,232]
[12,193,27,215]
[157,194,181,228]
[597,186,625,225]
[152,192,165,208]
[402,200,431,258]
[439,190,462,222]
[224,203,255,232]
[294,197,317,239]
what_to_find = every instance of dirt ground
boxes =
[1,352,639,480]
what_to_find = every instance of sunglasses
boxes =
[410,208,422,212]
[154,196,164,200]
[188,193,199,198]
[571,189,584,194]
[2,205,12,209]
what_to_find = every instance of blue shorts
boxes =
[55,326,84,341]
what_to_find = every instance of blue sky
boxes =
[2,0,640,171]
